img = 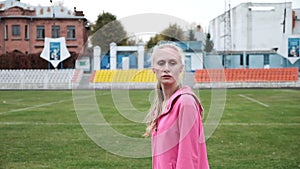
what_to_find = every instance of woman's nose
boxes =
[162,63,170,72]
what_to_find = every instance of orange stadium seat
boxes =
[194,68,298,83]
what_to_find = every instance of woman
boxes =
[144,42,210,169]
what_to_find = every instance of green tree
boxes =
[146,34,164,49]
[146,23,185,49]
[161,23,185,41]
[204,33,214,53]
[91,12,116,34]
[90,12,127,54]
[187,29,196,41]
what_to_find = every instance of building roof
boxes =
[216,50,277,55]
[0,0,85,19]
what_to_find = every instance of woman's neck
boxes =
[162,84,180,101]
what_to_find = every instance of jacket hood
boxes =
[162,86,203,115]
[170,85,198,103]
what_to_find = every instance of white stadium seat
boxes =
[0,69,83,89]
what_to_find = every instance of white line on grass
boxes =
[207,122,300,126]
[0,92,109,115]
[0,101,66,115]
[0,122,299,126]
[239,94,269,107]
[0,122,142,126]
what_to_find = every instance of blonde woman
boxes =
[145,42,209,169]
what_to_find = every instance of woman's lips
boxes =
[162,75,172,78]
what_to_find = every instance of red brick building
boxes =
[0,0,89,55]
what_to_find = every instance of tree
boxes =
[204,33,214,53]
[90,12,127,54]
[161,23,185,41]
[146,34,164,49]
[146,23,185,49]
[187,29,196,41]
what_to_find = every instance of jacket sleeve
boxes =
[176,94,208,169]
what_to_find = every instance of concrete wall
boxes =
[209,2,294,51]
[204,53,287,69]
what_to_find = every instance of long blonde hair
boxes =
[144,42,185,137]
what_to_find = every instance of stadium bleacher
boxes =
[194,68,299,82]
[0,69,83,89]
[194,68,300,88]
[89,69,157,89]
[92,69,157,83]
[0,68,299,89]
[88,68,300,89]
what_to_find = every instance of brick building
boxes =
[0,0,89,55]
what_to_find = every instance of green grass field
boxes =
[0,89,299,169]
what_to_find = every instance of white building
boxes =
[208,2,298,52]
[293,8,300,34]
[206,2,300,69]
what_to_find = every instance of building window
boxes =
[12,25,21,36]
[5,25,8,39]
[25,25,29,39]
[36,25,45,39]
[240,54,244,66]
[52,25,60,38]
[240,54,250,67]
[67,26,76,39]
[263,54,270,68]
[263,54,270,65]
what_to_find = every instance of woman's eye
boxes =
[169,61,177,65]
[157,61,165,66]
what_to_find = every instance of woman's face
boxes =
[152,46,184,86]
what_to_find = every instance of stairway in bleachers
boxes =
[183,72,195,87]
[77,73,92,89]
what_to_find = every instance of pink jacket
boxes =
[152,86,209,169]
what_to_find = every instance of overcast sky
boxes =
[10,0,300,36]
[17,0,299,26]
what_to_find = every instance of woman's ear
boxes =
[152,67,155,74]
[151,67,157,74]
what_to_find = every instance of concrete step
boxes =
[77,73,91,89]
[183,72,195,87]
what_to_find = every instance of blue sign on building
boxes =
[288,38,300,57]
